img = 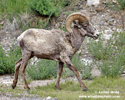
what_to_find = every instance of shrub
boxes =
[62,0,72,6]
[62,53,83,77]
[7,44,22,73]
[117,0,125,10]
[30,0,74,17]
[26,53,93,80]
[62,53,93,79]
[0,44,21,74]
[98,56,125,78]
[81,62,93,80]
[26,59,58,80]
[30,0,61,17]
[0,45,8,74]
[87,31,125,77]
[71,53,83,71]
[54,0,72,7]
[106,0,125,11]
[88,34,113,60]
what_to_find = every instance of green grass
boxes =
[0,0,31,15]
[0,77,125,100]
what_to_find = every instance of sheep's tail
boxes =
[17,30,27,43]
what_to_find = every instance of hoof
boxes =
[24,86,30,90]
[55,85,61,90]
[12,85,16,89]
[82,87,88,91]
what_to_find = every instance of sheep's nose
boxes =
[96,34,99,37]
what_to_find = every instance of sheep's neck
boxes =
[70,28,85,52]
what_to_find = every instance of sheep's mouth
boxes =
[92,35,99,40]
[92,33,99,40]
[86,33,99,40]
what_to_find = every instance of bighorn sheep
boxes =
[12,10,99,91]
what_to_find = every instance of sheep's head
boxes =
[65,10,99,40]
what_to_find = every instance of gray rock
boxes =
[122,71,125,74]
[3,76,11,80]
[86,0,100,7]
[100,22,104,26]
[102,34,112,40]
[109,19,114,22]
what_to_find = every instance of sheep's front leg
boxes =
[12,58,22,89]
[60,53,88,91]
[66,63,88,91]
[55,62,64,90]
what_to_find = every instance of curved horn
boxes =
[65,10,91,33]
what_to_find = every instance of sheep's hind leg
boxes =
[55,62,64,90]
[20,52,31,90]
[12,58,22,89]
[60,53,88,91]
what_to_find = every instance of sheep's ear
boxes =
[77,25,81,29]
[73,20,82,29]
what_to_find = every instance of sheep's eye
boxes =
[84,24,87,27]
[83,22,89,27]
[83,24,87,28]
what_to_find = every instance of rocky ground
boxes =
[0,74,79,100]
[0,0,125,99]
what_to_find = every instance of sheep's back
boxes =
[20,29,72,55]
